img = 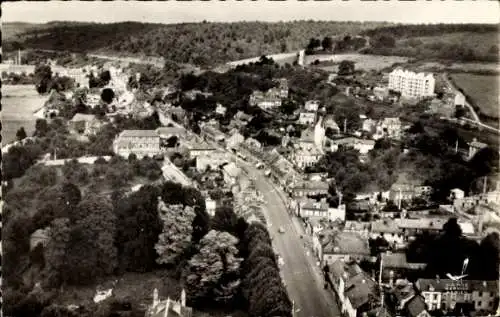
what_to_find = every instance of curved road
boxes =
[238,159,340,317]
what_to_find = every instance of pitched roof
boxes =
[381,253,426,270]
[119,130,160,138]
[345,274,378,309]
[371,219,401,234]
[156,126,186,136]
[322,231,370,255]
[301,199,329,211]
[406,295,427,317]
[70,113,97,122]
[223,162,241,178]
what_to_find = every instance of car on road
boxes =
[278,226,285,234]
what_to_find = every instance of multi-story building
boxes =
[290,180,329,198]
[315,230,371,265]
[292,145,322,170]
[200,124,226,143]
[454,93,466,107]
[249,90,282,110]
[388,68,435,98]
[370,219,405,246]
[328,137,375,154]
[297,198,346,222]
[222,162,242,185]
[187,141,216,158]
[113,130,161,158]
[275,78,289,98]
[416,278,499,313]
[327,260,379,317]
[380,253,426,285]
[375,117,402,140]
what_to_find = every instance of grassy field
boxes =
[305,53,409,71]
[2,85,47,144]
[450,73,499,120]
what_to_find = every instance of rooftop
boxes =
[70,113,98,122]
[417,278,498,293]
[321,231,370,255]
[371,219,401,234]
[381,252,426,270]
[292,180,329,191]
[223,162,241,178]
[156,126,187,136]
[302,199,329,211]
[120,129,160,138]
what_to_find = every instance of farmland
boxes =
[2,85,47,144]
[449,73,499,125]
[305,53,409,71]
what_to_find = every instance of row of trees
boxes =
[34,64,75,94]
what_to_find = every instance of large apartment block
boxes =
[388,68,435,98]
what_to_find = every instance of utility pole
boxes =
[344,118,347,134]
[455,139,458,154]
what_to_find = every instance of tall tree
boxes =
[155,203,196,266]
[16,127,27,141]
[321,36,333,51]
[183,230,243,306]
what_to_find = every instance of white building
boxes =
[298,111,317,125]
[388,68,435,98]
[454,93,466,107]
[196,151,229,171]
[328,137,375,154]
[292,146,322,169]
[215,103,227,116]
[305,100,320,112]
[314,116,326,151]
[222,162,242,185]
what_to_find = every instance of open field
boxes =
[450,73,499,120]
[2,85,47,144]
[305,53,409,71]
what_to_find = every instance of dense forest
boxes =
[5,21,498,66]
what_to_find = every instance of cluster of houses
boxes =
[248,78,289,110]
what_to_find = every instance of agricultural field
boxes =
[450,73,499,121]
[305,53,409,72]
[1,84,48,144]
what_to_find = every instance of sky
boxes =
[3,1,499,25]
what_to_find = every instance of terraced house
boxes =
[113,129,161,158]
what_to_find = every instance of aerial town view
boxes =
[1,1,499,317]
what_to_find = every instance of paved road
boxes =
[239,161,340,317]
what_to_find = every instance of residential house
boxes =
[249,90,282,110]
[215,103,227,116]
[370,219,404,246]
[69,113,102,136]
[30,227,51,250]
[380,253,426,284]
[275,78,289,98]
[376,118,402,140]
[323,115,341,134]
[205,198,217,217]
[113,130,161,158]
[389,183,420,205]
[416,278,499,313]
[450,188,465,200]
[290,180,329,198]
[200,124,226,143]
[373,86,389,101]
[454,93,466,107]
[222,162,242,185]
[234,110,253,125]
[305,100,321,112]
[292,145,323,169]
[244,137,262,150]
[362,118,377,134]
[388,68,435,98]
[396,218,448,240]
[343,221,371,239]
[328,137,375,155]
[226,129,245,150]
[298,111,317,125]
[145,288,193,317]
[187,142,216,158]
[328,260,380,317]
[318,231,371,264]
[388,280,430,317]
[196,150,229,172]
[468,138,487,160]
[298,198,346,222]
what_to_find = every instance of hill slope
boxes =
[3,21,498,66]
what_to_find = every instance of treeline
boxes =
[360,23,499,38]
[3,167,291,316]
[6,21,388,66]
[407,218,500,281]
